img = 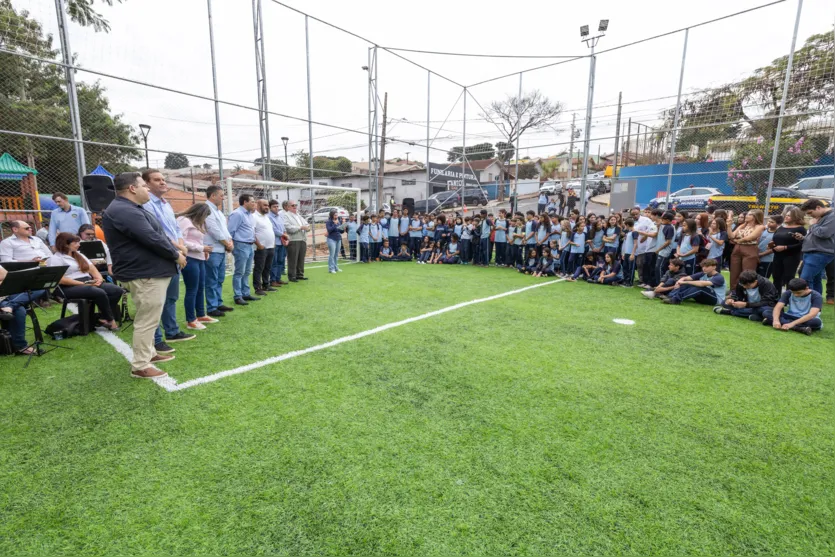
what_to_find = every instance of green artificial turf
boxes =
[1,262,833,555]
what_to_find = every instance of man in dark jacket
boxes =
[715,269,778,321]
[102,172,185,379]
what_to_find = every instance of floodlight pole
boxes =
[764,0,804,216]
[206,0,224,181]
[579,40,597,214]
[426,70,431,201]
[54,0,86,193]
[252,0,272,182]
[665,28,689,207]
[513,72,522,213]
[305,15,317,259]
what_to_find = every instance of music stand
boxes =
[0,261,40,272]
[0,266,70,367]
[78,240,106,261]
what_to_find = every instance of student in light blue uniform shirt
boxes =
[620,218,637,286]
[706,217,728,268]
[368,216,382,261]
[567,226,586,275]
[346,216,359,260]
[409,214,423,258]
[762,278,823,333]
[523,211,538,261]
[675,218,700,276]
[757,215,778,278]
[603,215,621,255]
[387,210,401,254]
[666,258,725,306]
[493,210,509,266]
[358,216,370,262]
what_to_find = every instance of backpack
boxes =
[45,315,84,340]
[0,329,13,356]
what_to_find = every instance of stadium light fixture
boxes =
[598,19,609,32]
[138,124,151,168]
[580,25,589,37]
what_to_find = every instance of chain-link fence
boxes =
[0,0,832,231]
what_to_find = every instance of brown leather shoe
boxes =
[270,281,282,287]
[131,367,168,379]
[151,354,175,363]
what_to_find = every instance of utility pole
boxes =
[405,152,410,164]
[612,92,622,177]
[377,92,388,210]
[567,113,576,181]
[624,117,632,168]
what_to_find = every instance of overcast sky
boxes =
[21,0,835,171]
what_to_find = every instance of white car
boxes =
[539,181,562,195]
[788,175,834,201]
[308,206,350,223]
[648,187,722,211]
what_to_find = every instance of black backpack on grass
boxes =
[45,315,83,340]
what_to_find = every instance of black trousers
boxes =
[287,241,306,280]
[61,283,124,322]
[826,257,835,300]
[253,246,274,290]
[771,252,801,293]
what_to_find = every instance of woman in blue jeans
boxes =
[325,210,343,274]
[177,204,217,331]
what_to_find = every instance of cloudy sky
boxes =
[20,0,835,171]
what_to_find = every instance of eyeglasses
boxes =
[290,204,297,207]
[20,227,31,230]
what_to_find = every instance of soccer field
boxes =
[1,263,833,554]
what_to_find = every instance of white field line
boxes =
[166,279,565,392]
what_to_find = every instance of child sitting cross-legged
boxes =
[440,234,461,264]
[532,246,556,277]
[762,278,824,335]
[662,258,726,306]
[379,238,394,261]
[393,242,411,261]
[714,269,778,321]
[640,258,687,300]
[417,238,433,264]
[566,251,598,282]
[588,252,623,285]
[518,247,538,274]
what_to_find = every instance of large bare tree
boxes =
[480,90,564,198]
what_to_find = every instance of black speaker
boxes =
[82,174,116,212]
[402,197,415,215]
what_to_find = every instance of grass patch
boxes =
[0,263,832,554]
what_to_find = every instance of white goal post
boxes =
[225,177,362,262]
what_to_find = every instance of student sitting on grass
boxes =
[441,234,461,264]
[417,238,433,264]
[379,239,394,261]
[567,251,598,282]
[715,269,778,321]
[393,242,411,261]
[663,258,726,306]
[428,240,443,265]
[590,252,624,285]
[518,247,538,274]
[640,258,687,299]
[762,278,823,335]
[532,246,556,277]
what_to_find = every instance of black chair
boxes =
[58,296,96,336]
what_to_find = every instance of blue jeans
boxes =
[205,251,226,312]
[181,257,206,322]
[670,284,718,305]
[232,241,254,299]
[270,244,287,282]
[480,238,490,265]
[800,251,835,295]
[0,290,47,350]
[154,274,181,344]
[763,312,823,330]
[722,303,773,321]
[327,238,341,272]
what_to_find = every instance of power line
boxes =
[378,46,586,59]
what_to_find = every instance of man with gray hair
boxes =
[281,198,310,282]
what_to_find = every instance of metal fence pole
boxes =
[367,47,373,211]
[206,0,224,181]
[579,44,596,214]
[252,0,272,181]
[665,28,689,207]
[462,87,467,203]
[305,15,316,259]
[225,177,233,217]
[513,72,522,211]
[426,70,430,201]
[54,0,86,195]
[764,0,804,216]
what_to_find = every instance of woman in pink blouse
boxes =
[177,204,217,330]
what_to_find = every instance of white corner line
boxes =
[168,279,565,392]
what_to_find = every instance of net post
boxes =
[225,177,233,216]
[355,188,361,262]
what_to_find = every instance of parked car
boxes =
[307,206,349,223]
[539,181,563,195]
[413,190,460,214]
[707,188,830,215]
[461,187,489,206]
[648,187,722,211]
[788,175,834,201]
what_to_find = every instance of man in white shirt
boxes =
[0,221,52,262]
[633,208,658,288]
[252,199,277,296]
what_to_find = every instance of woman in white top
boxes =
[177,203,216,330]
[47,232,124,331]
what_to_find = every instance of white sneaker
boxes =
[186,321,207,330]
[640,291,656,299]
[336,268,343,272]
[329,270,336,274]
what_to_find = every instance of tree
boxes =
[494,142,515,164]
[164,152,189,169]
[202,163,212,170]
[540,159,559,180]
[728,133,819,198]
[658,32,833,159]
[447,142,495,162]
[0,1,139,195]
[65,0,124,33]
[516,163,538,180]
[481,90,563,167]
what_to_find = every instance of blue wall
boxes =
[619,155,835,207]
[618,161,732,206]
